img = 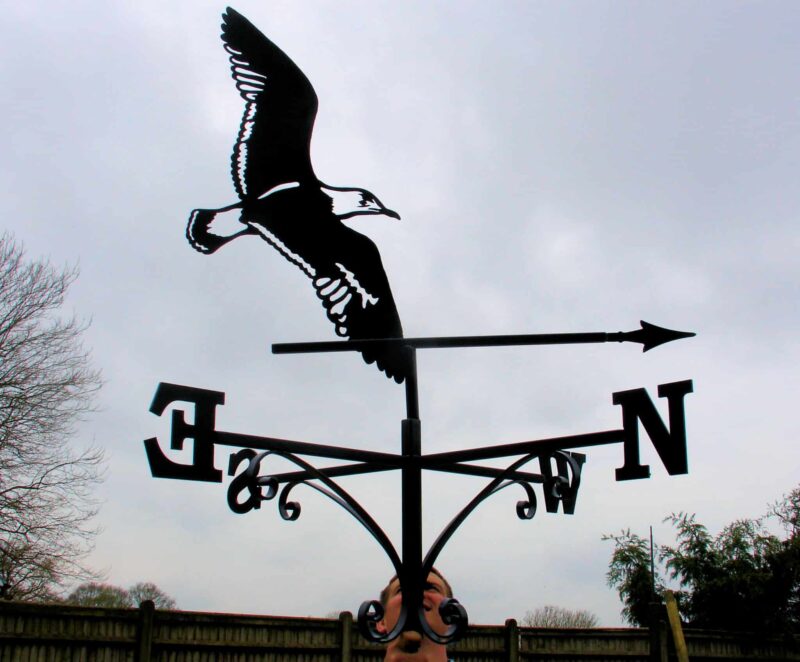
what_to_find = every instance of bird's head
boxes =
[322,185,401,221]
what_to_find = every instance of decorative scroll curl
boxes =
[513,479,537,520]
[423,451,581,584]
[357,599,388,642]
[226,448,402,576]
[356,590,469,645]
[418,597,469,644]
[277,480,301,521]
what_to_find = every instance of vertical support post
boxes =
[659,620,668,662]
[650,525,656,596]
[665,591,689,662]
[505,618,519,662]
[401,346,423,635]
[338,611,353,662]
[136,600,155,662]
[648,601,666,662]
[404,346,419,420]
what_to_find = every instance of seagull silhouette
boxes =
[186,7,407,382]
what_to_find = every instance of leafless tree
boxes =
[64,581,177,609]
[63,582,132,608]
[521,605,599,628]
[0,233,103,600]
[127,581,178,609]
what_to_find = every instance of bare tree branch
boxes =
[521,605,599,628]
[0,233,104,600]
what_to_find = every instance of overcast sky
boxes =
[3,1,799,626]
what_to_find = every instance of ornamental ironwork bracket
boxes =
[144,321,694,644]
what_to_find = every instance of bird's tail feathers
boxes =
[186,206,253,254]
[361,343,409,384]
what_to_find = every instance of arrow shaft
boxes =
[273,331,619,354]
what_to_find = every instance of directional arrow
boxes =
[271,320,695,355]
[610,320,696,352]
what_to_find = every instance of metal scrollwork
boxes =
[276,480,301,521]
[439,597,468,628]
[419,597,469,644]
[546,474,569,499]
[227,449,275,513]
[540,450,583,514]
[512,480,537,520]
[225,446,580,645]
[357,599,389,642]
[356,591,468,645]
[423,453,542,574]
[227,448,402,576]
[357,597,414,644]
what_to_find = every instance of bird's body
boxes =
[187,7,407,382]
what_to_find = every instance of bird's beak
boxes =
[384,208,401,220]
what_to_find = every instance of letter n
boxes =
[613,380,693,481]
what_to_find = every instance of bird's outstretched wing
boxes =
[221,7,319,200]
[311,228,407,383]
[244,190,407,382]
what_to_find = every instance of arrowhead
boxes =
[629,320,696,352]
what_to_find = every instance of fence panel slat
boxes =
[1,602,798,662]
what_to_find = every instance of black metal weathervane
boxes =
[146,7,695,645]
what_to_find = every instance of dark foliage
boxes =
[604,486,800,633]
[603,529,662,626]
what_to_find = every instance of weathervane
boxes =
[146,7,695,645]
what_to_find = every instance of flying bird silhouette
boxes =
[186,7,407,382]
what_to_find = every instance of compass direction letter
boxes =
[613,380,694,481]
[144,382,225,482]
[538,451,586,514]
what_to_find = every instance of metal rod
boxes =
[399,347,423,634]
[424,463,545,483]
[401,416,423,634]
[215,427,615,483]
[261,461,545,485]
[271,321,695,356]
[420,429,624,466]
[274,331,610,354]
[263,463,398,484]
[405,346,419,420]
[214,430,402,465]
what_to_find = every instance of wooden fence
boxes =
[1,600,798,661]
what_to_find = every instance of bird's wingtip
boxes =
[222,7,243,28]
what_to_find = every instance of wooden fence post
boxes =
[339,610,353,662]
[665,591,689,662]
[505,618,519,662]
[136,600,155,662]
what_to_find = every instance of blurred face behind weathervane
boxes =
[377,570,453,662]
